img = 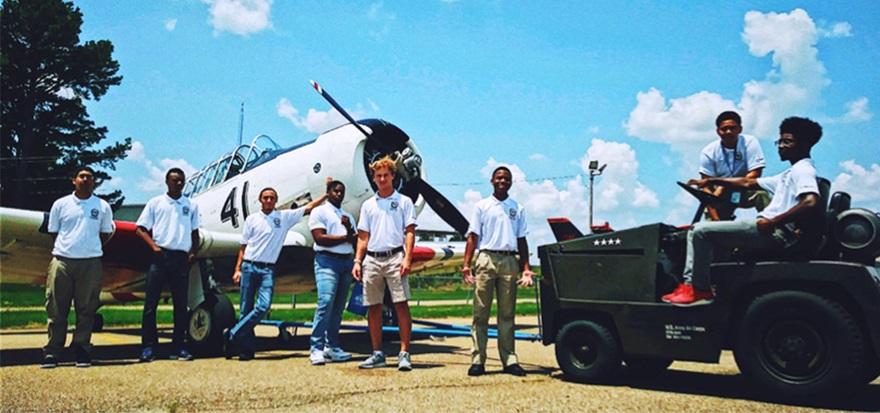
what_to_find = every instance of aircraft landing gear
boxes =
[187,292,235,356]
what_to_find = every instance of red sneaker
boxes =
[666,284,714,307]
[662,283,688,302]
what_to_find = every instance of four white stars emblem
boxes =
[593,238,622,246]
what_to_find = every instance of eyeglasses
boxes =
[76,174,95,180]
[774,138,795,146]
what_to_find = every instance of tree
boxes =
[1,0,131,211]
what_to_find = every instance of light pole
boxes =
[588,160,607,229]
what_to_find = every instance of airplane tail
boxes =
[548,218,584,241]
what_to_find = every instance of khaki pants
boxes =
[471,251,519,366]
[44,257,103,357]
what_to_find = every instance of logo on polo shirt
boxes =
[182,206,190,216]
[390,201,399,211]
[90,208,99,220]
[273,217,281,228]
[314,163,322,173]
[735,151,743,161]
[508,208,516,219]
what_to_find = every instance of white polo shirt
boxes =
[467,195,528,252]
[241,207,306,264]
[357,190,417,252]
[48,193,114,259]
[757,158,819,221]
[309,203,356,255]
[699,134,765,178]
[137,194,199,252]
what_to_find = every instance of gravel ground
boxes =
[1,316,877,412]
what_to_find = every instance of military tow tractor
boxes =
[538,179,880,400]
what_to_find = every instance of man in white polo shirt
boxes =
[136,167,200,362]
[462,165,535,377]
[224,186,328,361]
[307,180,357,365]
[41,166,114,369]
[353,156,417,371]
[699,111,768,220]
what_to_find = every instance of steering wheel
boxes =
[677,182,736,224]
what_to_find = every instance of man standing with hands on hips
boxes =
[136,167,200,363]
[353,156,417,371]
[462,165,535,377]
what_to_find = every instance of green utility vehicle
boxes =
[538,180,880,400]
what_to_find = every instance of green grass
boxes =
[0,277,541,329]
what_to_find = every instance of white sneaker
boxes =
[359,352,387,369]
[324,347,352,362]
[309,350,326,365]
[398,351,412,372]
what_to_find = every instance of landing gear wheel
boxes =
[624,356,673,376]
[188,293,236,357]
[555,320,621,383]
[734,291,865,400]
[91,313,104,332]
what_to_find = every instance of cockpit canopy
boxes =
[183,134,306,197]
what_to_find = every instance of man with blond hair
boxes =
[353,156,417,371]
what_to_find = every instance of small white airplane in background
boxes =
[0,81,470,354]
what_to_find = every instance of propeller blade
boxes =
[405,177,469,236]
[310,80,396,153]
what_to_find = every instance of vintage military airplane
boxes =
[0,81,470,353]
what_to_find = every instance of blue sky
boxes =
[76,1,879,248]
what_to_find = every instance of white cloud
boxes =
[125,141,198,192]
[277,98,369,134]
[831,160,880,204]
[165,19,178,31]
[820,22,852,38]
[367,2,395,41]
[581,139,659,210]
[624,9,841,164]
[528,153,548,161]
[203,0,272,36]
[838,97,872,123]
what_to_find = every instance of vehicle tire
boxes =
[188,293,236,356]
[555,320,621,383]
[624,356,673,376]
[91,313,104,333]
[734,291,864,400]
[860,350,880,384]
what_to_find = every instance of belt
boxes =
[365,246,404,258]
[243,260,275,269]
[482,249,518,256]
[316,250,353,259]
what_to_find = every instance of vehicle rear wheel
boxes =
[555,320,621,383]
[188,293,236,356]
[734,291,864,400]
[624,356,673,376]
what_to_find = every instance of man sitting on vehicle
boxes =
[664,117,823,306]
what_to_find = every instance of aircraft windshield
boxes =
[184,134,287,197]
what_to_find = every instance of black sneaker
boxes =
[176,349,193,361]
[40,355,58,369]
[139,347,155,363]
[75,347,91,368]
[467,364,485,377]
[503,363,526,377]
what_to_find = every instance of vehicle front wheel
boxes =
[734,291,865,400]
[555,320,621,383]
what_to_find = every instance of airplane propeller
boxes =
[310,81,470,236]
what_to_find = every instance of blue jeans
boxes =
[683,220,782,291]
[310,253,354,352]
[230,262,274,352]
[142,249,189,351]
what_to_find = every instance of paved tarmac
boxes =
[1,316,878,412]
